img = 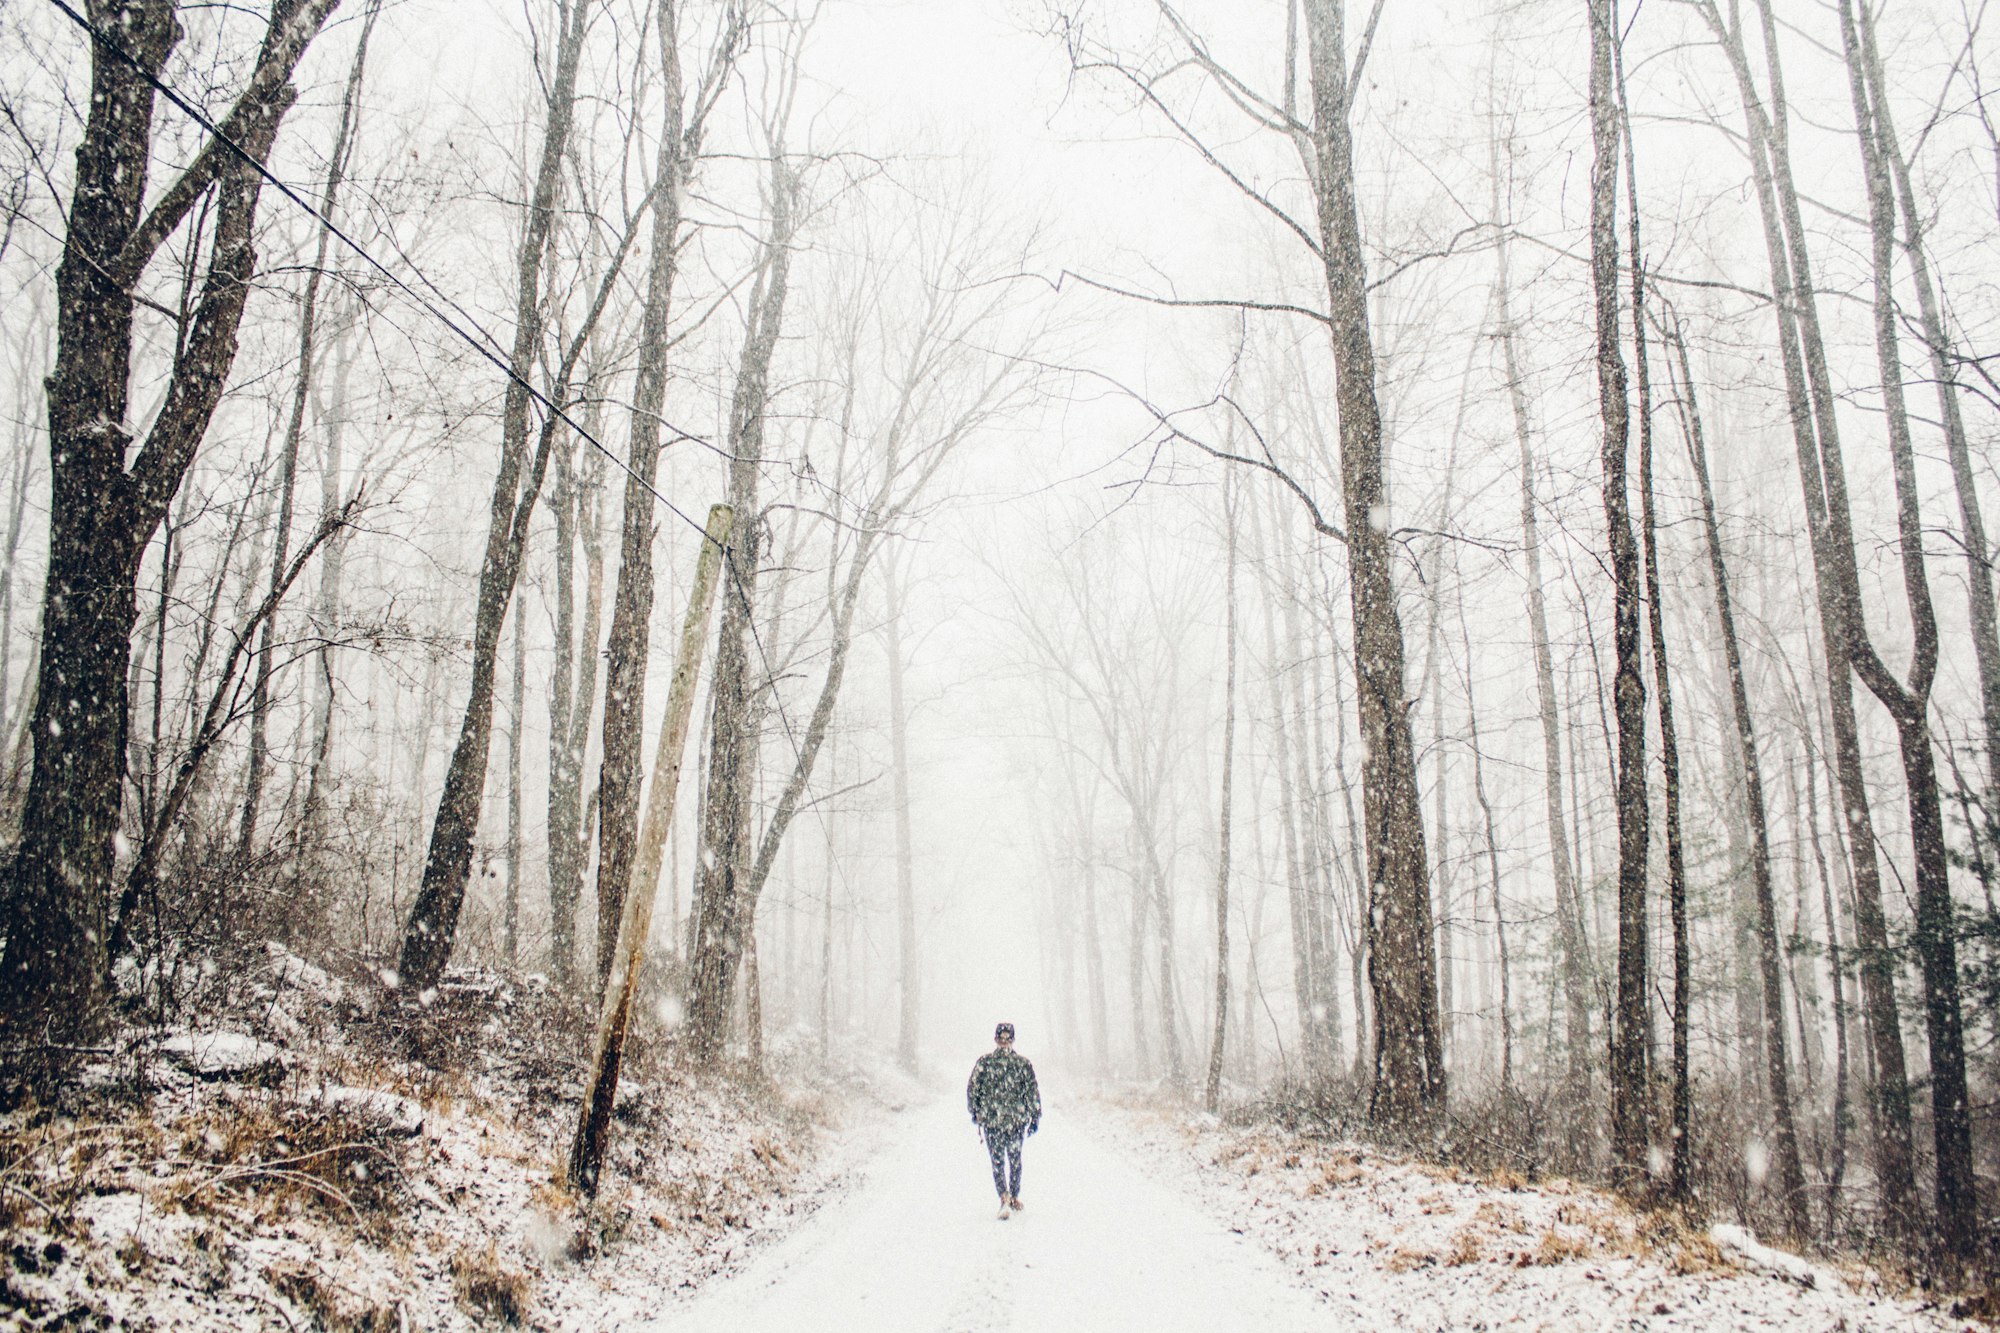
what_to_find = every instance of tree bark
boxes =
[1835,0,1976,1254]
[568,503,731,1195]
[1206,477,1239,1114]
[545,422,606,990]
[1861,14,2000,804]
[1,0,340,1074]
[398,0,594,990]
[1662,308,1806,1226]
[592,0,707,986]
[1299,0,1442,1120]
[504,594,526,967]
[1692,0,1919,1228]
[684,170,798,1059]
[1586,0,1650,1189]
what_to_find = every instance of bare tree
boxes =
[397,0,600,990]
[1835,0,1975,1254]
[1685,0,1918,1227]
[0,0,342,1075]
[238,0,380,856]
[1585,0,1649,1189]
[589,0,747,986]
[1206,473,1240,1113]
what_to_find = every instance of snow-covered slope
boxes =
[0,951,887,1330]
[1109,1106,1982,1332]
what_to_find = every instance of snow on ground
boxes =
[1104,1103,1984,1332]
[1,948,901,1330]
[9,978,1990,1333]
[651,1090,1336,1332]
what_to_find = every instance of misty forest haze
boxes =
[2,0,2000,1325]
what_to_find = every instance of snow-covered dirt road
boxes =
[648,1091,1980,1333]
[649,1092,1334,1332]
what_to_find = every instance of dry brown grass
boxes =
[1521,1227,1591,1266]
[173,1098,411,1239]
[451,1241,534,1325]
[267,1259,402,1332]
[1443,1226,1487,1266]
[1385,1245,1438,1273]
[1473,1199,1528,1233]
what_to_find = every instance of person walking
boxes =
[967,1021,1041,1220]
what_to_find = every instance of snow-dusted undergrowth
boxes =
[1,946,889,1330]
[1108,1106,1985,1332]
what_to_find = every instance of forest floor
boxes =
[1108,1102,1987,1331]
[0,945,907,1331]
[1,951,1987,1331]
[652,1089,1986,1332]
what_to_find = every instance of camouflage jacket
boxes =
[967,1048,1041,1134]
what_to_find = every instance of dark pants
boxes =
[984,1126,1024,1199]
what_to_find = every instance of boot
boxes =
[997,1201,1011,1221]
[1009,1195,1024,1212]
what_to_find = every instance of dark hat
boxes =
[995,1022,1015,1042]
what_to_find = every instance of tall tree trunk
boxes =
[504,597,525,967]
[685,169,799,1059]
[1835,0,1976,1254]
[592,0,697,986]
[1279,544,1338,1074]
[300,316,355,853]
[1301,0,1443,1121]
[1252,492,1325,1077]
[1802,687,1852,1224]
[1694,0,1919,1223]
[1587,0,1650,1189]
[1456,601,1512,1092]
[1617,32,1692,1204]
[1492,131,1591,1091]
[1854,3,2000,804]
[399,0,594,990]
[1,0,339,1071]
[1662,309,1807,1231]
[885,555,920,1073]
[1206,478,1239,1115]
[545,401,607,992]
[240,0,378,855]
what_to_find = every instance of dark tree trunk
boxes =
[1693,0,1919,1227]
[546,420,606,992]
[592,0,704,986]
[1302,0,1442,1121]
[1851,5,2000,804]
[1,0,339,1075]
[684,172,799,1059]
[1586,0,1650,1190]
[1207,479,1239,1113]
[399,0,594,990]
[1836,0,1977,1254]
[1663,310,1807,1229]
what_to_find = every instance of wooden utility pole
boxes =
[568,503,733,1196]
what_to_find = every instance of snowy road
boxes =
[649,1093,1339,1332]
